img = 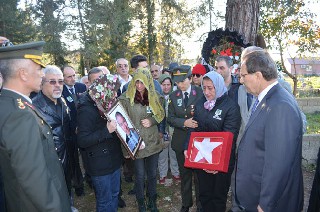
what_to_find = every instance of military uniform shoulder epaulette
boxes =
[16,98,26,109]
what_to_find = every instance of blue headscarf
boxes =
[201,71,227,100]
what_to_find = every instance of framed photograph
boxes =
[106,101,142,159]
[184,132,234,173]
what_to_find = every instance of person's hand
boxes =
[257,205,264,212]
[184,150,188,159]
[204,169,218,175]
[184,118,198,128]
[106,119,117,133]
[159,132,163,139]
[141,118,151,128]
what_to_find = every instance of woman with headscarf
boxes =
[184,71,241,212]
[118,68,165,212]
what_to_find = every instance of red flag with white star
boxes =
[184,132,234,173]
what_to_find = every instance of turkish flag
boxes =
[184,132,233,173]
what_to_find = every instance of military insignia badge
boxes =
[17,98,25,109]
[177,98,183,107]
[66,96,73,102]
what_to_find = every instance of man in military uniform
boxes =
[0,41,71,211]
[167,65,203,212]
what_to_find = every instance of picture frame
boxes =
[184,132,234,173]
[106,101,142,159]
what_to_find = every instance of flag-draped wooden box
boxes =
[184,132,234,173]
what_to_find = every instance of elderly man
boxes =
[235,50,303,212]
[0,41,71,211]
[32,65,74,205]
[115,58,131,94]
[80,75,89,89]
[151,64,161,80]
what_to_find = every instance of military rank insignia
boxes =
[177,98,183,107]
[17,98,26,109]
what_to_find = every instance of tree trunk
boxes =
[225,0,260,45]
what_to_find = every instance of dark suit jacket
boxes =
[235,83,304,212]
[167,85,203,152]
[62,82,86,132]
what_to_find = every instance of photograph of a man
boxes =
[115,111,140,153]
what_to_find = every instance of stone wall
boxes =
[302,134,320,166]
[296,98,320,167]
[297,97,320,113]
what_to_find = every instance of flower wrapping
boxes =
[88,74,121,114]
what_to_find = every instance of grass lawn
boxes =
[306,112,320,134]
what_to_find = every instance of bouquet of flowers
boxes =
[88,74,121,114]
[209,38,243,68]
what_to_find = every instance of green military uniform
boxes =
[167,65,203,210]
[0,42,71,211]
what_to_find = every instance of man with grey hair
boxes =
[116,58,131,93]
[235,50,303,212]
[32,65,77,210]
[80,75,89,89]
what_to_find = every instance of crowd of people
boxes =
[0,36,319,212]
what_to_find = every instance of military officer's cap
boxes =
[172,65,191,84]
[0,41,46,67]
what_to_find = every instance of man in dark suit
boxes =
[62,65,87,196]
[167,65,203,212]
[235,50,303,212]
[115,111,139,152]
[0,41,71,211]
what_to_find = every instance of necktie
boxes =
[69,88,75,94]
[250,98,259,117]
[184,92,189,106]
[69,87,78,104]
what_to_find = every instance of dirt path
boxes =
[74,167,315,212]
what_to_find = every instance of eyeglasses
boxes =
[192,74,202,78]
[117,64,128,68]
[44,80,64,85]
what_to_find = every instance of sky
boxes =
[18,0,319,64]
[183,0,320,63]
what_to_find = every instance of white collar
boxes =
[2,88,32,103]
[257,81,278,103]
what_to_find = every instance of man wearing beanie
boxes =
[191,64,206,86]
